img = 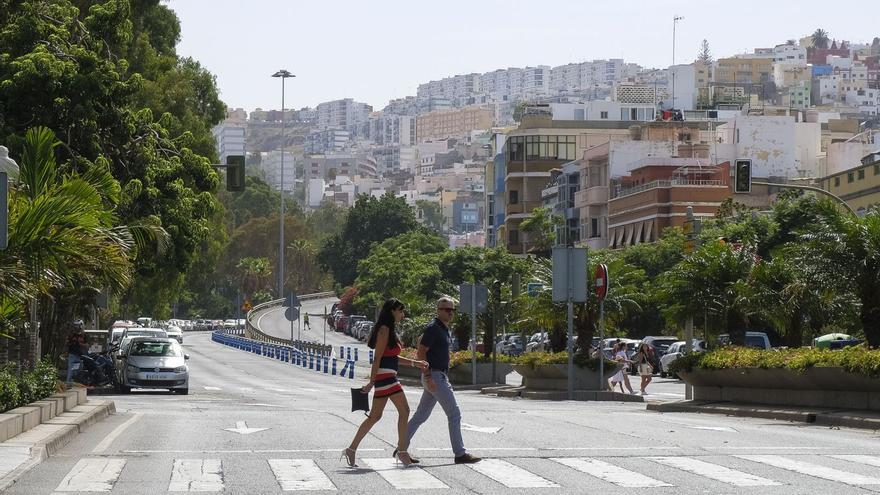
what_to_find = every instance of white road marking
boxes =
[647,457,780,486]
[168,459,224,492]
[552,457,672,488]
[361,458,448,489]
[468,458,559,488]
[55,458,126,492]
[248,403,283,408]
[268,459,336,491]
[223,420,269,435]
[203,386,221,391]
[829,455,880,467]
[736,455,880,485]
[92,413,142,454]
[461,423,503,434]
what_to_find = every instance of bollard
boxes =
[339,345,344,358]
[354,348,359,361]
[332,358,337,376]
[348,360,355,379]
[309,354,314,370]
[294,351,300,366]
[339,360,348,377]
[323,356,329,373]
[369,349,374,364]
[346,347,351,360]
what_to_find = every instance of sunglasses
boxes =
[438,307,456,312]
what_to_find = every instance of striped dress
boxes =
[374,341,404,398]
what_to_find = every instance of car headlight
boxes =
[174,366,187,373]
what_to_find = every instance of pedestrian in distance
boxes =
[65,320,87,389]
[405,297,482,465]
[609,343,635,394]
[632,342,654,395]
[342,298,428,469]
[303,313,311,330]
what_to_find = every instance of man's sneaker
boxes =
[454,453,482,464]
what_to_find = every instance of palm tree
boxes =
[811,29,830,49]
[520,207,562,256]
[801,202,880,347]
[237,257,272,300]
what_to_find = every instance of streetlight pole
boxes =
[272,69,294,299]
[672,16,683,112]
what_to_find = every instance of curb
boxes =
[646,400,880,430]
[0,389,116,492]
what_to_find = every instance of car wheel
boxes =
[176,388,189,395]
[117,385,130,394]
[660,371,667,378]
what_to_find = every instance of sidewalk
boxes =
[647,400,880,431]
[0,387,116,491]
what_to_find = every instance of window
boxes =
[834,177,840,187]
[600,111,608,119]
[508,230,519,245]
[574,109,585,120]
[590,218,600,238]
[858,169,865,180]
[874,164,879,175]
[848,172,854,183]
[509,190,519,204]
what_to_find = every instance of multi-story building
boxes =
[773,62,812,88]
[614,82,669,107]
[370,114,415,147]
[303,153,378,185]
[550,101,656,122]
[315,98,372,137]
[540,162,581,245]
[782,82,812,109]
[211,121,246,164]
[261,151,296,193]
[715,56,773,86]
[822,151,880,214]
[772,43,808,64]
[415,105,494,142]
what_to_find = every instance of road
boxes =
[7,305,880,493]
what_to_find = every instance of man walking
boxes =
[303,312,311,330]
[403,297,481,464]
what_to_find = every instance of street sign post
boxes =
[683,207,700,399]
[594,263,609,391]
[284,293,302,343]
[460,283,488,385]
[552,246,588,400]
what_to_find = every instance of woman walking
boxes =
[632,342,654,395]
[609,343,635,394]
[342,299,427,468]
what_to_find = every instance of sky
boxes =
[167,0,879,112]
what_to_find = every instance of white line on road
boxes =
[362,458,448,489]
[120,449,387,454]
[468,458,559,488]
[55,458,126,492]
[647,457,780,486]
[736,455,880,485]
[168,459,224,492]
[203,386,221,391]
[829,455,880,467]
[552,457,672,488]
[92,413,142,454]
[268,459,336,491]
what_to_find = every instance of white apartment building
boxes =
[550,101,656,121]
[261,151,296,193]
[772,44,808,65]
[211,122,246,164]
[316,98,372,135]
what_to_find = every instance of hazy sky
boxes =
[167,0,878,112]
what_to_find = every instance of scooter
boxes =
[72,346,119,388]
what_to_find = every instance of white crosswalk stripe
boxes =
[360,458,448,489]
[646,456,780,486]
[168,459,224,492]
[55,458,127,492]
[828,454,880,467]
[468,458,559,488]
[268,459,337,491]
[736,455,880,486]
[551,457,672,487]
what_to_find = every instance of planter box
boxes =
[448,363,513,385]
[513,363,622,391]
[680,367,880,411]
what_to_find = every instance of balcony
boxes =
[614,179,727,199]
[506,201,542,217]
[575,186,609,206]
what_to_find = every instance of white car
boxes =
[165,326,183,344]
[659,340,707,378]
[118,337,189,394]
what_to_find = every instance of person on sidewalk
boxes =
[303,313,311,330]
[404,297,482,465]
[342,299,427,469]
[633,342,654,395]
[65,321,87,388]
[609,343,635,394]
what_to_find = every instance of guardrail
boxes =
[245,291,336,345]
[211,330,358,379]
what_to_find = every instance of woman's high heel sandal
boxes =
[394,450,414,468]
[340,448,357,468]
[392,447,420,464]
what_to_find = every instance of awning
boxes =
[624,224,634,246]
[645,219,655,242]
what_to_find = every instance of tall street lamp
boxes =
[672,15,683,112]
[272,69,294,299]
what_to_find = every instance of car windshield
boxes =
[745,335,766,348]
[129,341,181,357]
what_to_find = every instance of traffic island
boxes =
[648,400,880,430]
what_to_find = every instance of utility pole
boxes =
[272,69,294,298]
[672,16,683,112]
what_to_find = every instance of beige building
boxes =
[822,152,880,214]
[416,105,493,142]
[715,57,773,86]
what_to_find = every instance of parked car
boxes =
[525,332,549,353]
[658,340,707,378]
[717,331,772,350]
[353,321,372,341]
[117,337,189,394]
[346,315,368,336]
[334,315,350,333]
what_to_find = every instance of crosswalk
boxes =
[51,454,880,492]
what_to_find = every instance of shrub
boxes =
[0,360,59,413]
[512,351,618,374]
[669,345,880,377]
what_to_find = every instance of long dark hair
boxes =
[367,298,405,349]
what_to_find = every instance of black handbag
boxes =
[350,388,370,414]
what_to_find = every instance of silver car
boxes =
[119,337,190,394]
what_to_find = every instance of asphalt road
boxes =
[8,312,880,494]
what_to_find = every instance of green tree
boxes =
[811,28,830,49]
[697,39,713,64]
[415,199,444,232]
[519,207,561,255]
[318,193,419,288]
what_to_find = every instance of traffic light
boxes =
[734,159,752,193]
[225,155,245,192]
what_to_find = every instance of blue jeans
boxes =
[66,354,82,386]
[407,371,466,456]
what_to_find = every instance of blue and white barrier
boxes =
[369,350,374,364]
[211,331,356,380]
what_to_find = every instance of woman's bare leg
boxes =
[348,396,389,451]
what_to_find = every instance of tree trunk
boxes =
[786,312,803,348]
[726,308,746,346]
[861,294,880,349]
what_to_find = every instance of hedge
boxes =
[669,345,880,377]
[0,360,59,413]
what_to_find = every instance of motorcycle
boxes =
[72,345,120,389]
